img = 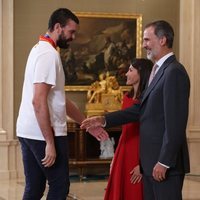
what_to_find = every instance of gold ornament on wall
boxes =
[85,72,123,116]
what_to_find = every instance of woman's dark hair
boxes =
[48,8,79,32]
[127,58,153,99]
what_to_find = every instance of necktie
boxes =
[148,64,158,86]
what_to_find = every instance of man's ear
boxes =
[54,23,61,33]
[160,36,167,46]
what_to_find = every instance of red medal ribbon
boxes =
[39,34,57,49]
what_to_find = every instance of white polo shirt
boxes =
[16,41,67,140]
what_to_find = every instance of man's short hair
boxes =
[48,8,79,32]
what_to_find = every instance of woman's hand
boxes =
[130,165,142,184]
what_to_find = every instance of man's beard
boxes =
[57,32,72,49]
[147,53,152,61]
[146,49,156,62]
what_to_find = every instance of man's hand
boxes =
[80,116,105,130]
[41,142,56,167]
[87,126,109,141]
[130,165,142,184]
[152,162,167,182]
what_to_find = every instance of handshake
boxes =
[80,116,108,141]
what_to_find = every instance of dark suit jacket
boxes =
[105,55,190,176]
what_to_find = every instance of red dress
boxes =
[104,94,143,200]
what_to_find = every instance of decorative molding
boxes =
[0,0,16,180]
[0,139,19,180]
[1,0,14,139]
[0,0,3,129]
[0,128,7,141]
[188,127,200,141]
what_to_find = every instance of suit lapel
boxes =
[141,55,176,104]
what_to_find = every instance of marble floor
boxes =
[0,175,199,200]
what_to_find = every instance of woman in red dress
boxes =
[104,58,153,200]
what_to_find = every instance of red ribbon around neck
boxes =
[39,35,57,49]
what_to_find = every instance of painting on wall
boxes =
[61,12,142,91]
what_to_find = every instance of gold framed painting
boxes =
[62,12,142,91]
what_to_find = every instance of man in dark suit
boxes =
[81,20,190,200]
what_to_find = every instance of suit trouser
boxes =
[143,174,184,200]
[19,136,70,200]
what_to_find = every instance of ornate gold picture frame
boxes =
[63,12,142,91]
